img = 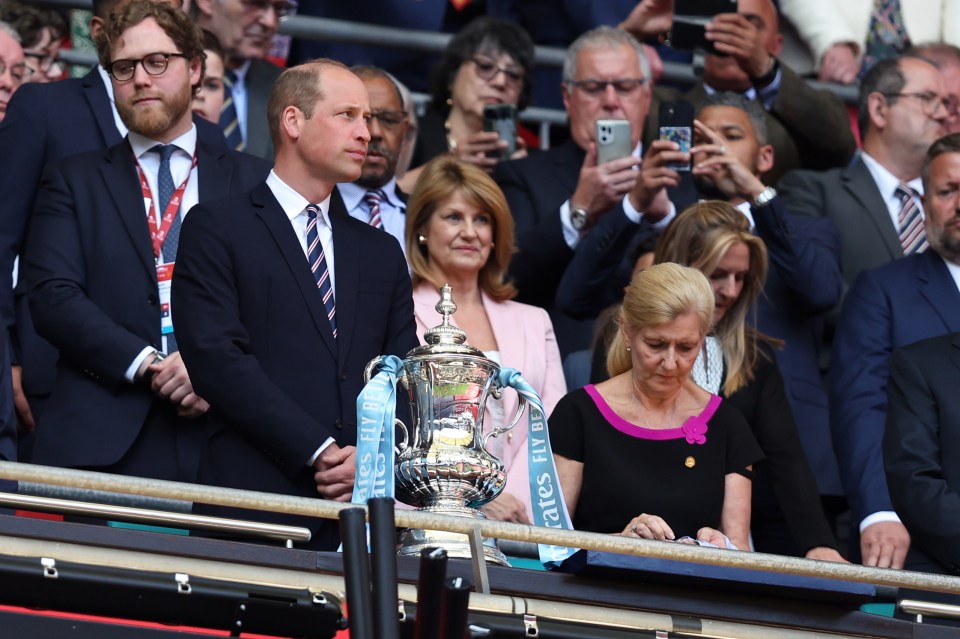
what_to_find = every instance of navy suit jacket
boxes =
[23,138,270,470]
[884,333,960,575]
[172,182,418,548]
[830,250,960,524]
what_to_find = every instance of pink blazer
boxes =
[412,284,567,521]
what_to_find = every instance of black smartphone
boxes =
[670,0,738,54]
[482,104,518,159]
[658,101,694,172]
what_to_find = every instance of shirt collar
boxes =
[339,178,404,212]
[703,82,758,102]
[861,152,924,197]
[128,125,198,160]
[267,170,332,225]
[231,59,252,84]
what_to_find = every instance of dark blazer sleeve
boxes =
[883,339,960,575]
[752,196,843,313]
[767,63,857,174]
[733,348,838,553]
[25,165,152,385]
[828,269,896,522]
[554,209,657,318]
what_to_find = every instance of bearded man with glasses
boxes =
[20,0,269,483]
[492,26,683,358]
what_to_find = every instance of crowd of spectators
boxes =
[0,0,959,579]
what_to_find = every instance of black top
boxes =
[549,386,763,537]
[410,108,449,171]
[729,344,840,555]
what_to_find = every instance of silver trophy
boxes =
[363,285,526,565]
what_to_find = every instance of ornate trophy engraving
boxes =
[363,285,526,565]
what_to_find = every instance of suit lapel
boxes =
[252,183,337,357]
[100,141,156,281]
[196,142,231,202]
[330,190,358,361]
[917,251,960,333]
[81,69,123,147]
[842,159,903,259]
[552,140,585,195]
[483,293,525,371]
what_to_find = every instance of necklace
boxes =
[630,387,681,430]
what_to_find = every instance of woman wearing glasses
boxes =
[399,17,534,193]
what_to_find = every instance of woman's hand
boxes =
[623,514,675,541]
[451,130,508,173]
[696,527,733,548]
[480,493,532,524]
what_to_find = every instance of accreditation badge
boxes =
[156,262,175,336]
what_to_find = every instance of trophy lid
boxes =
[406,284,487,359]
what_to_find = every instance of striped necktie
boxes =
[305,204,337,338]
[364,190,384,229]
[219,69,245,151]
[894,184,928,254]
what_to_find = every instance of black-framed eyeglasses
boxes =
[569,78,646,96]
[468,56,523,85]
[881,91,953,116]
[107,52,189,83]
[239,0,297,18]
[24,51,62,74]
[0,59,27,84]
[368,109,407,131]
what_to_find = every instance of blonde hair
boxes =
[653,200,770,395]
[405,156,517,301]
[607,263,714,377]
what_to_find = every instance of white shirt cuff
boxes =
[621,193,677,228]
[859,511,901,533]
[560,200,579,249]
[307,436,336,467]
[125,346,158,383]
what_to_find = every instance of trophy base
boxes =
[397,505,509,566]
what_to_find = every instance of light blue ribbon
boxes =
[349,355,402,505]
[495,368,578,568]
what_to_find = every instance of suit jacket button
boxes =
[335,419,343,429]
[339,373,347,382]
[147,294,158,305]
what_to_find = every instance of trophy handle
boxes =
[395,418,409,452]
[482,392,527,448]
[363,356,383,384]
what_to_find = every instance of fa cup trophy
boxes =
[362,285,526,565]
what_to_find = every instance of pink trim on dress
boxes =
[583,384,717,445]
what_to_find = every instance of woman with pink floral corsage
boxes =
[549,263,762,552]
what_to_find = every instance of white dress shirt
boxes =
[861,152,925,231]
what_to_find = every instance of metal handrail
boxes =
[3,461,960,597]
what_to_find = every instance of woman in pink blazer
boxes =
[405,156,567,523]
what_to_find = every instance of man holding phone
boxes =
[640,0,857,185]
[493,26,690,356]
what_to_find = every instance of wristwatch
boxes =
[752,186,777,209]
[570,206,589,231]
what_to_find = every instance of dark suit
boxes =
[172,182,418,548]
[22,137,270,476]
[0,69,227,451]
[884,333,960,575]
[644,64,857,185]
[493,139,625,357]
[830,250,960,528]
[778,156,902,288]
[243,59,282,160]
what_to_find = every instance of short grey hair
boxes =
[563,26,651,91]
[0,21,21,43]
[697,91,770,145]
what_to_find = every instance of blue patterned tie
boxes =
[151,144,180,352]
[894,184,928,254]
[220,69,245,151]
[305,204,337,338]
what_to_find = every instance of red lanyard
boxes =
[134,149,198,259]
